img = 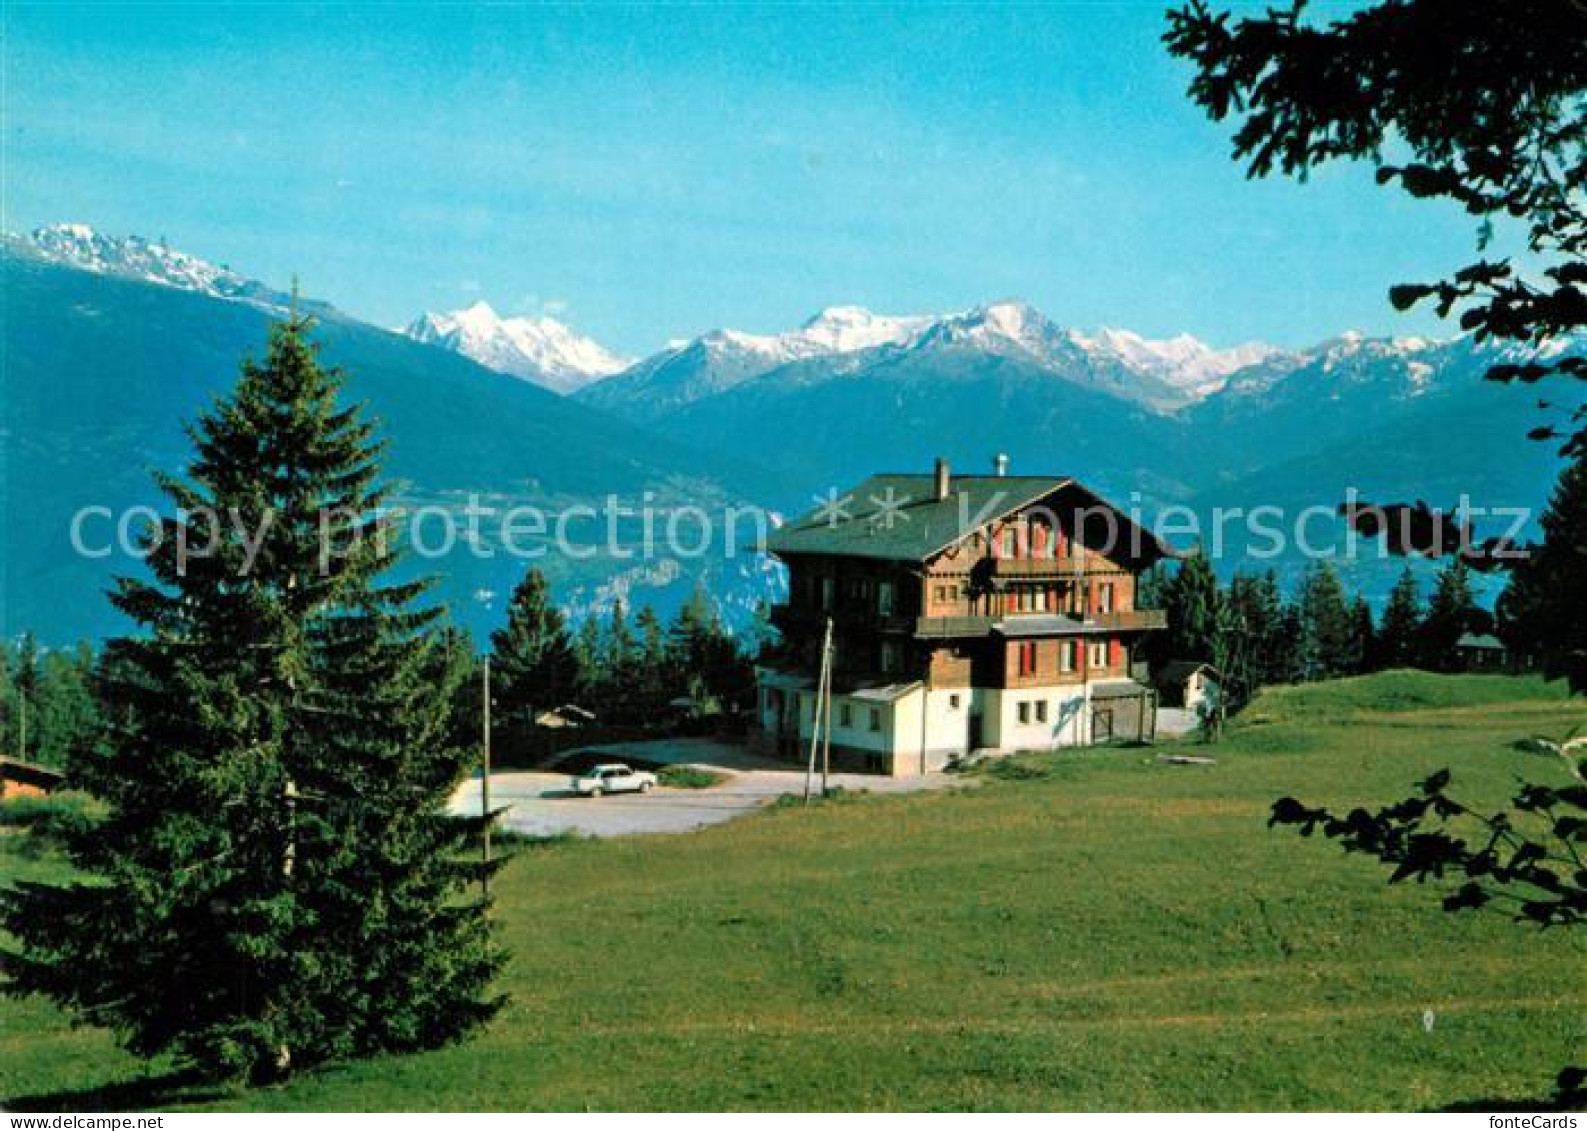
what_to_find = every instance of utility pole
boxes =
[482,654,492,902]
[18,692,26,761]
[804,617,833,804]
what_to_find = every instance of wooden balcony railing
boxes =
[777,605,1166,640]
[913,616,997,639]
[1088,609,1167,632]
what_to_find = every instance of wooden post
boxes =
[482,654,492,902]
[821,621,833,797]
[805,617,832,804]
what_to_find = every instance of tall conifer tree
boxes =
[1419,559,1479,671]
[2,315,503,1083]
[1160,552,1223,663]
[1296,561,1354,680]
[490,567,577,726]
[1373,567,1424,671]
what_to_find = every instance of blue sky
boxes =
[6,2,1484,356]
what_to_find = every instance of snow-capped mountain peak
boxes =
[403,301,632,395]
[919,301,1058,356]
[797,305,934,352]
[1073,327,1284,397]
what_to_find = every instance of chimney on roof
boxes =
[993,452,1009,477]
[933,457,950,501]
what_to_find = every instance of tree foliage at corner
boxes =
[1165,0,1586,456]
[0,315,504,1083]
[1499,450,1587,691]
[1272,763,1587,929]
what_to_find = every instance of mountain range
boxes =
[5,223,1576,644]
[3,225,781,644]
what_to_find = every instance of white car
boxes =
[570,763,657,798]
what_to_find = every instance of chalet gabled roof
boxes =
[0,756,66,787]
[764,473,1179,565]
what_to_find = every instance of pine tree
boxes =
[1373,567,1424,671]
[631,606,671,719]
[1498,451,1587,691]
[11,634,40,761]
[1274,601,1307,684]
[744,599,779,665]
[666,584,750,715]
[571,615,603,710]
[1419,559,1479,672]
[1225,571,1286,698]
[1296,561,1354,680]
[489,567,577,729]
[1135,563,1168,611]
[1,315,503,1083]
[1346,596,1375,676]
[600,601,639,722]
[0,645,13,756]
[28,645,99,767]
[1160,552,1223,663]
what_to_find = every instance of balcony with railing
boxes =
[913,615,996,639]
[1088,608,1167,632]
[772,602,917,636]
[778,603,1164,641]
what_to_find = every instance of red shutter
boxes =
[1109,639,1121,668]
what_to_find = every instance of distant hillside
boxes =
[1,252,780,643]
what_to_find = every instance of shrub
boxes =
[656,765,727,789]
[0,791,105,841]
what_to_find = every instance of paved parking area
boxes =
[449,739,962,838]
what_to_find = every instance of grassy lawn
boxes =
[2,671,1583,1110]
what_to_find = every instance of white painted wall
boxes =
[889,687,973,772]
[759,670,1142,771]
[982,686,1090,751]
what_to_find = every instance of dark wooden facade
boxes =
[769,479,1167,696]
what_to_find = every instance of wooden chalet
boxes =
[758,457,1177,775]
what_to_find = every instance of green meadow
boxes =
[3,672,1583,1111]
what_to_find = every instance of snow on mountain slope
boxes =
[14,223,298,311]
[580,299,1293,422]
[1073,327,1285,397]
[402,301,632,395]
[576,304,932,421]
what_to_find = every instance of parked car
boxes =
[570,763,657,797]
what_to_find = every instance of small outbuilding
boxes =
[1455,633,1507,672]
[1,756,66,801]
[1155,661,1223,714]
